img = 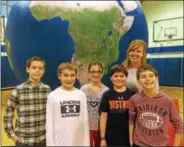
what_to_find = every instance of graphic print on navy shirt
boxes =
[60,100,80,117]
[108,96,130,113]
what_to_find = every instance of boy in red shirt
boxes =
[129,64,183,147]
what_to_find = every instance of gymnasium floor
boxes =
[1,87,184,146]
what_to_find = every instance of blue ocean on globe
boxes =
[5,1,148,89]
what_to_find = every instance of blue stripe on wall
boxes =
[147,45,184,54]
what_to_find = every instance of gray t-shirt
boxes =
[81,84,109,131]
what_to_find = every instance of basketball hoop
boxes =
[166,33,173,44]
[168,34,173,40]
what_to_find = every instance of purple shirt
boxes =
[129,91,183,146]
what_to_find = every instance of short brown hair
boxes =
[110,64,128,77]
[26,56,45,68]
[57,62,77,76]
[137,64,158,80]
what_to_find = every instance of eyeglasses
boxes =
[89,70,103,75]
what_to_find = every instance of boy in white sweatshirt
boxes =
[46,62,90,146]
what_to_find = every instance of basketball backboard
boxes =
[153,17,183,42]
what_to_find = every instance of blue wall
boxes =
[147,45,183,86]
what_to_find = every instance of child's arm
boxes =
[129,97,137,146]
[100,112,107,138]
[100,112,107,146]
[83,96,90,146]
[99,92,109,147]
[129,124,134,146]
[46,96,55,146]
[169,99,183,146]
[3,88,20,142]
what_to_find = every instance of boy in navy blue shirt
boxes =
[99,64,135,146]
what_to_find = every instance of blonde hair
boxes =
[122,39,147,68]
[57,62,77,76]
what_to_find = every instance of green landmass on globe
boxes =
[30,4,124,73]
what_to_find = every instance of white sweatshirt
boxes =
[46,87,90,146]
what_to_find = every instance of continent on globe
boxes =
[30,1,134,85]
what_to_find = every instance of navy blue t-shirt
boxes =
[99,88,135,146]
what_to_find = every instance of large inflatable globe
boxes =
[6,1,148,89]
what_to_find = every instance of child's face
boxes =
[128,45,144,65]
[89,65,103,83]
[110,71,127,89]
[138,70,158,90]
[26,61,45,83]
[58,69,76,90]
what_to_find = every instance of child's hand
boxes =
[130,141,133,147]
[12,135,22,143]
[100,139,107,147]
